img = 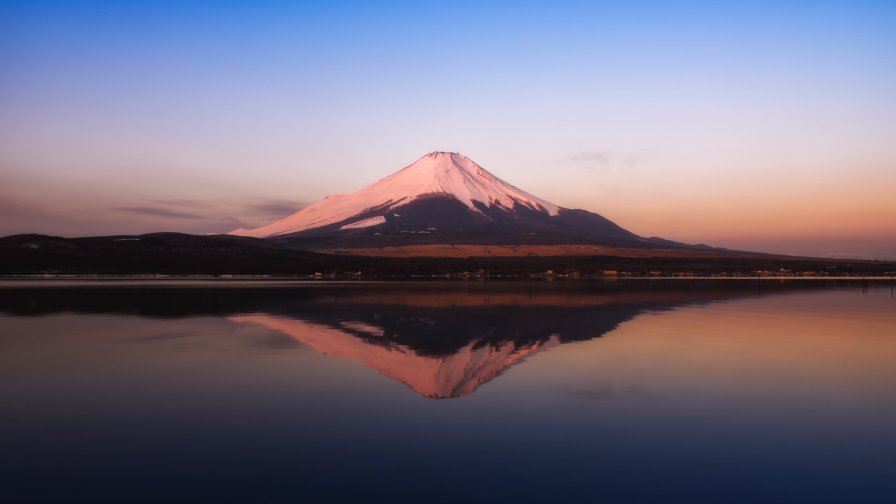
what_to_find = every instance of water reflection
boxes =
[227,286,751,398]
[0,280,871,399]
[1,280,895,503]
[231,313,560,398]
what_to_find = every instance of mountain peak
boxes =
[395,151,496,185]
[420,151,473,164]
[231,152,561,237]
[424,150,464,157]
[378,150,559,214]
[408,151,478,171]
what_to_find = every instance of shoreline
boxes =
[1,275,893,287]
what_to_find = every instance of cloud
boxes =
[246,199,303,218]
[149,198,208,208]
[210,198,306,232]
[144,197,303,220]
[220,216,250,229]
[129,331,198,343]
[110,197,307,233]
[206,198,306,232]
[569,151,611,169]
[568,150,643,173]
[113,206,203,219]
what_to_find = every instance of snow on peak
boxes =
[231,152,561,237]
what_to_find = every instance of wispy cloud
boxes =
[569,152,611,168]
[247,199,302,218]
[220,216,250,230]
[149,198,208,208]
[113,206,203,219]
[212,198,306,232]
[568,150,643,173]
[145,197,303,220]
[108,197,307,233]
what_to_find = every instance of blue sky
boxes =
[2,1,894,258]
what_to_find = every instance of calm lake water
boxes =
[1,280,894,503]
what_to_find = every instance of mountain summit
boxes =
[230,151,687,250]
[231,152,560,237]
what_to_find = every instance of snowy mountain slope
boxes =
[230,152,559,238]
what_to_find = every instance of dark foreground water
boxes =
[1,280,894,503]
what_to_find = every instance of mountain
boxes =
[229,151,681,249]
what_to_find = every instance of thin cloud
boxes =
[220,216,250,229]
[145,197,304,219]
[113,206,203,219]
[248,199,303,218]
[111,197,307,233]
[149,198,208,208]
[569,152,610,166]
[568,150,643,173]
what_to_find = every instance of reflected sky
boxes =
[1,281,894,502]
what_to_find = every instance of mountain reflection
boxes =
[232,314,560,398]
[0,279,853,399]
[227,286,755,398]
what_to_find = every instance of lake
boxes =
[1,279,894,503]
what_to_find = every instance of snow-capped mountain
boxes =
[232,152,559,237]
[230,151,686,249]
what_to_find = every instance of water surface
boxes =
[2,280,894,502]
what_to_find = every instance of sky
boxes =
[1,0,894,259]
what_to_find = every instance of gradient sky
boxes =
[2,1,894,258]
